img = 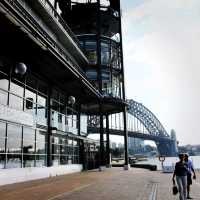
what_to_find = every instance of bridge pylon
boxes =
[156,139,177,157]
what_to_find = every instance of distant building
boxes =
[111,142,117,150]
[128,137,145,155]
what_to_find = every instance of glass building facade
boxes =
[78,35,123,98]
[0,65,81,169]
[0,0,128,175]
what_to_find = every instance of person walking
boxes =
[172,153,188,200]
[184,153,196,199]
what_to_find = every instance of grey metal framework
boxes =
[127,99,169,138]
[56,0,129,167]
[87,99,178,156]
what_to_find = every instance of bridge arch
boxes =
[127,99,177,156]
[87,99,178,156]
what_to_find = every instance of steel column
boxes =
[47,87,52,167]
[99,105,105,169]
[123,107,129,169]
[106,115,111,167]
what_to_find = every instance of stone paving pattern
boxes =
[0,168,200,200]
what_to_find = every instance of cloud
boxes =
[122,0,200,145]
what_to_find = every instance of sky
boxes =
[121,0,200,145]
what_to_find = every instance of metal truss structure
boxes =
[88,99,178,156]
[127,99,169,138]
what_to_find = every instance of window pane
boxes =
[37,95,46,107]
[52,144,59,155]
[10,82,24,97]
[6,154,21,168]
[101,41,110,65]
[23,154,35,168]
[52,155,59,166]
[36,130,46,154]
[37,95,47,126]
[9,94,23,110]
[0,89,8,105]
[0,122,6,153]
[0,73,9,90]
[0,154,5,169]
[37,106,47,126]
[85,41,97,65]
[60,155,68,165]
[23,127,35,154]
[35,155,46,167]
[25,88,36,103]
[86,69,97,80]
[7,124,22,153]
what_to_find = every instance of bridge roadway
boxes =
[0,168,200,200]
[88,127,173,142]
[88,126,177,156]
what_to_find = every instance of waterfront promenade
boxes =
[0,168,200,200]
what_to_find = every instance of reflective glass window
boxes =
[35,155,46,167]
[23,154,35,168]
[101,70,110,81]
[7,124,22,154]
[85,41,97,65]
[86,69,97,80]
[73,140,78,146]
[60,155,68,165]
[37,95,46,107]
[111,43,120,69]
[52,155,59,166]
[25,88,36,103]
[0,73,9,91]
[0,89,8,105]
[52,144,59,155]
[9,94,23,110]
[23,127,35,154]
[37,95,47,126]
[0,122,6,153]
[6,154,22,168]
[10,82,24,97]
[68,139,73,145]
[0,154,5,169]
[101,41,110,65]
[36,130,46,154]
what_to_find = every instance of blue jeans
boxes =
[176,176,187,200]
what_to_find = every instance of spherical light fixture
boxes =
[15,62,27,75]
[68,96,76,105]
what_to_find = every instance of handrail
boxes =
[38,0,81,48]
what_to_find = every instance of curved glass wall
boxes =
[78,35,123,99]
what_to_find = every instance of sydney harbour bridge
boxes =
[88,99,178,157]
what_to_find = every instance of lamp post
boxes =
[158,155,165,171]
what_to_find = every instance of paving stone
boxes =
[0,168,199,200]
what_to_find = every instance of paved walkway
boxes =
[0,168,200,200]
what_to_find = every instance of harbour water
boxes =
[137,155,200,171]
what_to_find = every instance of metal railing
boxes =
[38,0,81,48]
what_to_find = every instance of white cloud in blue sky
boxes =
[122,0,200,145]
